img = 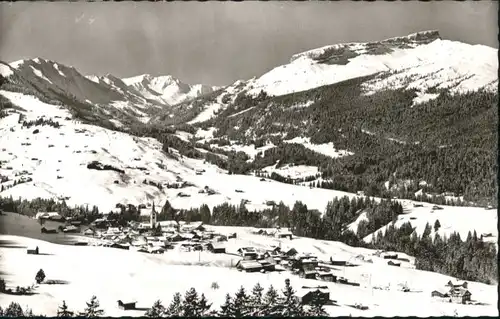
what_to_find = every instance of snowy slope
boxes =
[244,31,497,99]
[360,201,498,245]
[0,91,372,214]
[122,74,218,106]
[0,233,497,317]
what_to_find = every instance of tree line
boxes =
[0,279,328,317]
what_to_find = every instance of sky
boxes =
[0,1,497,86]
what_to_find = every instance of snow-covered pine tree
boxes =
[194,293,212,316]
[181,288,199,317]
[57,300,74,317]
[231,286,251,317]
[35,269,46,284]
[4,302,24,317]
[281,279,304,316]
[249,282,264,315]
[219,293,234,316]
[145,300,165,317]
[165,292,183,316]
[261,284,281,316]
[80,295,104,317]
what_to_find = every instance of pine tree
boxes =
[249,282,264,314]
[219,293,234,316]
[281,279,303,316]
[35,269,46,284]
[145,300,165,317]
[80,295,104,317]
[434,219,441,232]
[0,277,5,292]
[165,292,183,316]
[232,286,251,317]
[262,284,280,316]
[57,301,74,317]
[4,302,24,317]
[181,288,199,317]
[194,293,212,316]
[0,306,3,316]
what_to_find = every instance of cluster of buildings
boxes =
[83,205,229,254]
[431,281,472,304]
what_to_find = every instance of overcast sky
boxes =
[0,1,497,86]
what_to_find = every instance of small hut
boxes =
[117,300,136,310]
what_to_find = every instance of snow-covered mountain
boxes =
[122,73,218,106]
[154,30,497,125]
[0,30,497,237]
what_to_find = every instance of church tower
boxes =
[150,202,158,228]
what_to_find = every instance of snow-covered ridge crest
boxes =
[290,30,441,63]
[245,30,496,98]
[122,73,218,106]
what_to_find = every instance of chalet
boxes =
[413,203,424,207]
[41,227,58,234]
[285,248,298,257]
[257,258,276,271]
[207,243,226,254]
[36,212,64,221]
[169,233,185,242]
[228,232,237,239]
[431,289,450,298]
[446,280,468,290]
[117,300,136,310]
[432,205,444,210]
[83,228,95,236]
[63,225,80,233]
[387,260,401,267]
[298,269,318,279]
[275,229,293,240]
[110,243,130,250]
[317,272,337,282]
[329,257,347,266]
[450,288,472,304]
[235,260,264,273]
[181,222,205,232]
[383,253,399,260]
[148,247,165,254]
[297,287,330,306]
[27,246,39,255]
[238,247,258,260]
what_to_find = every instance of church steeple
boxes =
[150,202,157,228]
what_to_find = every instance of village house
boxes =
[235,260,264,273]
[207,242,226,254]
[41,227,58,234]
[297,287,330,306]
[387,260,401,267]
[450,287,472,304]
[117,300,136,310]
[275,229,293,240]
[238,247,258,260]
[27,246,39,255]
[83,228,95,236]
[446,280,468,290]
[63,225,80,233]
[431,289,450,298]
[317,272,337,282]
[35,212,64,221]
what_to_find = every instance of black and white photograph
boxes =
[0,0,498,317]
